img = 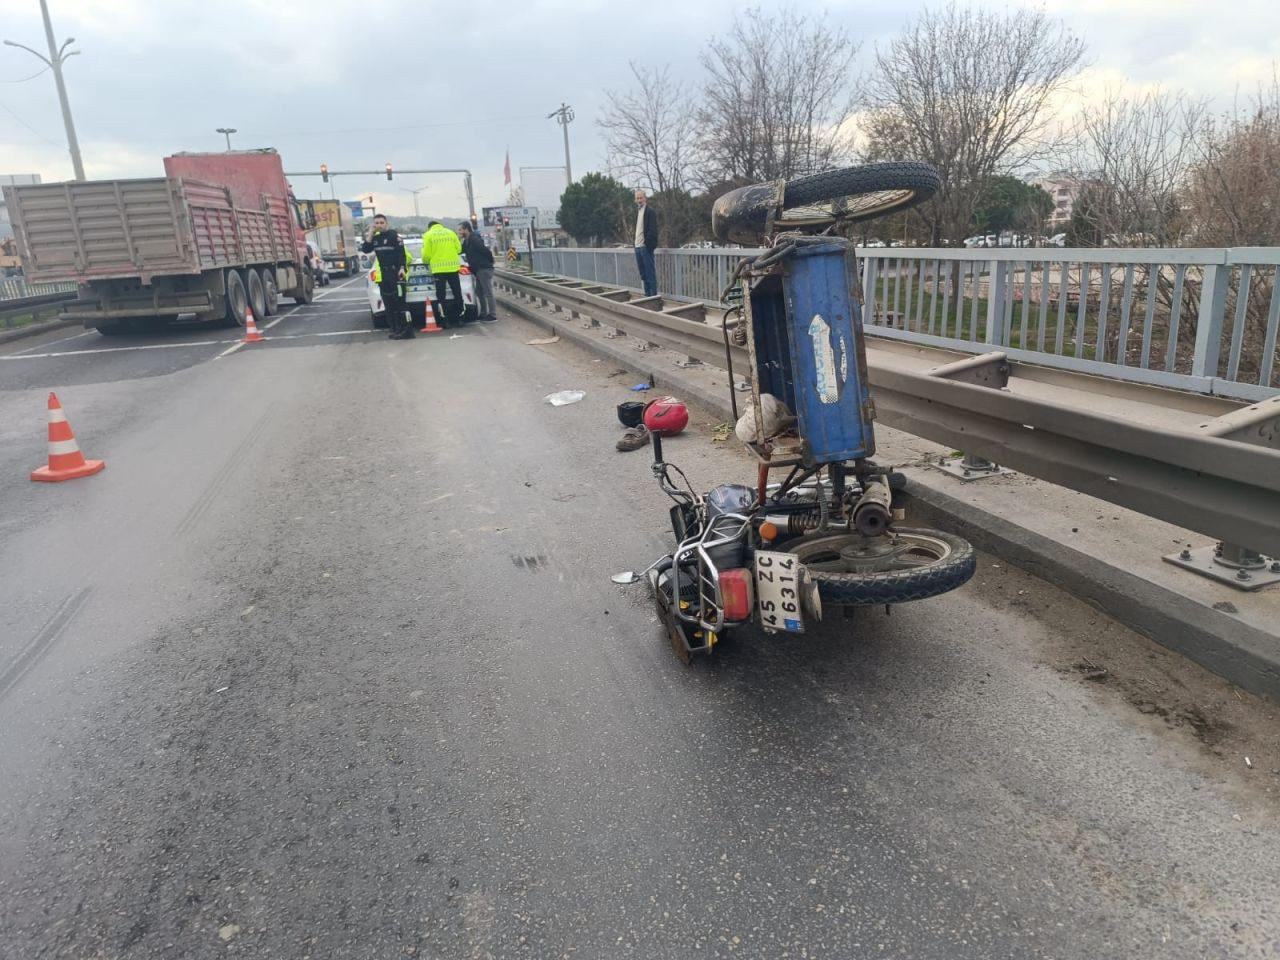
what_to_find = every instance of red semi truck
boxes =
[2,149,317,335]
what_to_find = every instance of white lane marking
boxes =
[9,329,95,355]
[1,339,226,360]
[217,341,247,359]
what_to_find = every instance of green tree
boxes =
[971,176,1053,234]
[559,173,633,245]
[649,188,711,246]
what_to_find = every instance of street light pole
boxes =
[4,0,84,180]
[547,103,574,186]
[216,127,236,151]
[402,186,430,220]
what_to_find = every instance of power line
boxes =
[1,65,50,82]
[0,97,62,147]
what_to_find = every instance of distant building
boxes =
[0,173,43,239]
[1032,174,1081,232]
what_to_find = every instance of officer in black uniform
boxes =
[360,215,414,339]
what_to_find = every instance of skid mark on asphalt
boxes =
[0,586,93,704]
[175,411,274,539]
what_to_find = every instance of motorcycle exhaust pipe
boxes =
[852,475,892,537]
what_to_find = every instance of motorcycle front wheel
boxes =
[779,527,976,606]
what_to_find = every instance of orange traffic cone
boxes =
[242,305,266,343]
[31,392,105,483]
[420,296,443,334]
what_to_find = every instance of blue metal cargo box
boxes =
[748,241,875,464]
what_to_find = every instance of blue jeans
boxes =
[634,246,657,297]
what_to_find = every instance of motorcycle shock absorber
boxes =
[756,511,825,541]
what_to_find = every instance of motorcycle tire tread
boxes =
[779,527,977,607]
[782,162,941,221]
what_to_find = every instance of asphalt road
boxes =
[1,281,1279,959]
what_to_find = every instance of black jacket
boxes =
[461,232,495,270]
[637,205,659,251]
[360,228,407,278]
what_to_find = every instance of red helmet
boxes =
[643,396,689,436]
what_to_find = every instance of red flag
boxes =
[503,150,511,186]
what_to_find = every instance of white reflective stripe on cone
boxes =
[48,439,82,455]
[48,408,68,423]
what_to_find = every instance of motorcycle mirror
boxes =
[611,571,640,585]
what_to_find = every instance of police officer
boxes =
[361,215,414,339]
[423,220,464,328]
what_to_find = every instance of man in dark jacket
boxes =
[458,221,497,323]
[633,189,659,297]
[360,215,413,339]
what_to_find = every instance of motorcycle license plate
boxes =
[755,551,804,633]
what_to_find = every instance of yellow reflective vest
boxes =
[423,224,462,274]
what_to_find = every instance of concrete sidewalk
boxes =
[498,288,1280,702]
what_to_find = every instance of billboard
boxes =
[481,205,537,229]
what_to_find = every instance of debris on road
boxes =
[526,335,560,345]
[630,382,652,392]
[545,390,585,406]
[712,422,732,442]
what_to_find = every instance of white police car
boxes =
[366,237,478,328]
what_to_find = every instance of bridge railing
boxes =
[1,276,78,301]
[531,246,1280,402]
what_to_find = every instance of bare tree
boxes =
[1185,71,1280,247]
[862,3,1086,243]
[1064,88,1206,246]
[1183,72,1280,384]
[599,63,694,194]
[695,7,860,187]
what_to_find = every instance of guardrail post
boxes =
[1163,395,1280,590]
[984,259,1006,345]
[928,353,1015,481]
[1191,261,1229,378]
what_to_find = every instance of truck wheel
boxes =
[261,268,280,315]
[225,269,249,325]
[294,265,315,305]
[94,324,125,336]
[245,268,267,322]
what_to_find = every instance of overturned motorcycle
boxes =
[613,163,977,664]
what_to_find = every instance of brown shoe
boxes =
[616,426,650,452]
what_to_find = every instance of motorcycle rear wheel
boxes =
[778,527,975,606]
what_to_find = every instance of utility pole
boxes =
[216,128,236,151]
[547,103,574,186]
[4,0,85,180]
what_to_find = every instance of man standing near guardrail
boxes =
[458,221,497,323]
[633,189,659,297]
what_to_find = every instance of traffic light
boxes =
[385,163,393,181]
[503,217,510,226]
[320,163,329,183]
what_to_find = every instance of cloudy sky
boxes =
[1,0,1277,218]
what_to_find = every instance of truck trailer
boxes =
[299,198,359,276]
[2,149,316,335]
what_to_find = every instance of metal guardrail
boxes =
[1,277,77,302]
[496,269,1280,569]
[0,290,77,325]
[532,246,1280,403]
